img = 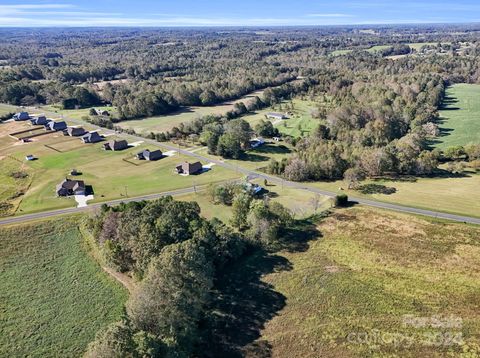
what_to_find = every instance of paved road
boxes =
[17,106,480,226]
[0,186,200,226]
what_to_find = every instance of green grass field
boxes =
[0,218,127,357]
[0,121,239,215]
[241,98,324,138]
[115,90,264,134]
[435,84,480,149]
[0,103,18,117]
[309,172,480,219]
[42,105,117,121]
[259,207,480,357]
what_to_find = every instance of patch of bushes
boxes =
[357,183,397,195]
[333,194,349,207]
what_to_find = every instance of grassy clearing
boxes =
[0,218,127,357]
[308,172,480,219]
[331,42,448,56]
[259,207,480,357]
[116,90,264,134]
[177,181,331,223]
[0,157,33,216]
[435,84,480,149]
[0,103,18,117]
[42,105,117,121]
[0,121,239,214]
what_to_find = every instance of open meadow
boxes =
[0,120,239,215]
[113,90,264,134]
[258,207,480,357]
[435,83,480,149]
[0,218,127,357]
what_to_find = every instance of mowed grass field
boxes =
[0,120,239,215]
[309,172,480,219]
[435,84,480,149]
[42,105,117,121]
[259,207,480,357]
[0,218,127,357]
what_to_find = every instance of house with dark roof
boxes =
[175,161,203,175]
[65,126,86,137]
[56,178,85,196]
[82,131,102,143]
[136,149,163,161]
[45,121,67,132]
[31,115,49,126]
[13,112,30,121]
[104,139,128,151]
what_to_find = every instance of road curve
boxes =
[20,106,480,226]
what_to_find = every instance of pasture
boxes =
[0,120,239,215]
[0,103,18,117]
[435,84,480,149]
[0,218,127,357]
[259,207,480,357]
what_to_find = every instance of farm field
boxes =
[309,172,480,218]
[258,207,480,357]
[435,83,480,149]
[0,120,239,215]
[115,89,264,134]
[0,218,127,357]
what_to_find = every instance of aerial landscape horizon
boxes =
[0,1,479,357]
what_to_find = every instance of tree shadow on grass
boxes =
[201,217,323,357]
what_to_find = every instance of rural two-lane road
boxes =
[2,106,478,226]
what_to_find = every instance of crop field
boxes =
[0,218,127,357]
[0,121,239,215]
[435,84,480,149]
[115,89,264,134]
[259,207,480,357]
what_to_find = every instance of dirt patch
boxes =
[102,266,136,293]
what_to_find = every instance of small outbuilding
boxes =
[82,132,102,143]
[45,121,67,132]
[175,161,203,175]
[137,149,163,161]
[56,178,86,196]
[13,112,30,121]
[25,154,36,161]
[104,139,128,151]
[266,112,288,120]
[65,126,86,137]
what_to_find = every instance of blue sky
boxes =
[0,1,479,27]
